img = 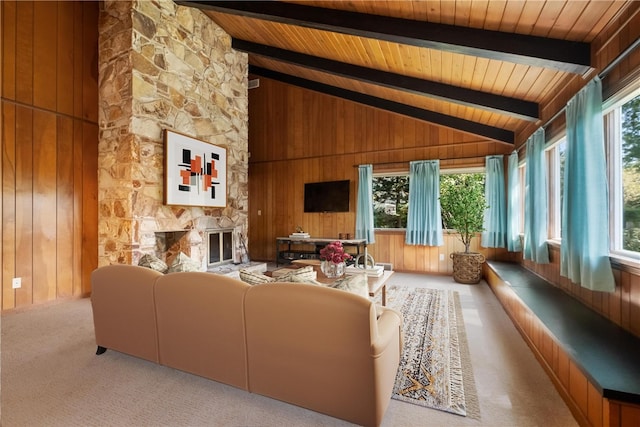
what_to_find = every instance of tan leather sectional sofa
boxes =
[91,264,403,426]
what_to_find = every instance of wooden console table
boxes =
[275,237,367,265]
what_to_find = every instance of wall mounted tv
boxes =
[304,180,350,213]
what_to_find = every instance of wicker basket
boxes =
[450,252,486,284]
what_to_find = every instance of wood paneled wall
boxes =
[1,1,99,310]
[248,78,512,272]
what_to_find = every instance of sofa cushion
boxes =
[270,268,299,279]
[331,273,369,299]
[288,274,323,286]
[240,269,275,285]
[138,253,168,273]
[167,252,201,273]
[154,272,251,390]
[243,282,401,427]
[276,266,317,283]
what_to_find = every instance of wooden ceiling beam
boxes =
[234,39,539,121]
[250,66,514,145]
[179,0,592,74]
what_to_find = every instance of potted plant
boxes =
[439,174,488,284]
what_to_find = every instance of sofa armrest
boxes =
[91,264,163,363]
[371,307,403,355]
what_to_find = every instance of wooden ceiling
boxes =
[177,1,638,146]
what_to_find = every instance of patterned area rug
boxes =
[385,286,479,418]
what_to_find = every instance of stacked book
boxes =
[345,265,384,277]
[289,232,310,238]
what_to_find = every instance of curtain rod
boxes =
[353,155,489,168]
[600,36,640,79]
[539,36,640,133]
[513,36,640,155]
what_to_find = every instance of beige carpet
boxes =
[1,272,578,426]
[387,287,478,418]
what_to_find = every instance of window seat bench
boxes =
[483,260,640,427]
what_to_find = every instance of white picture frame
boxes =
[164,129,227,207]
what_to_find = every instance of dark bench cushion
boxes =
[487,261,640,404]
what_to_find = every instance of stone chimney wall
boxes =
[98,0,248,267]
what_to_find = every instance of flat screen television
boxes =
[304,180,350,213]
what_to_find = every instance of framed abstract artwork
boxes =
[164,129,227,207]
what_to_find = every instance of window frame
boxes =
[604,83,640,261]
[518,163,526,235]
[545,136,566,241]
[371,172,409,230]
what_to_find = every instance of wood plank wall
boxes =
[1,0,98,310]
[248,78,513,272]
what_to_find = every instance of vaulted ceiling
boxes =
[178,1,639,146]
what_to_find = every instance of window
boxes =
[518,164,526,235]
[372,174,409,228]
[546,138,566,240]
[607,88,640,256]
[439,172,485,230]
[372,169,485,229]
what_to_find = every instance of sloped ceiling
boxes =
[177,0,638,146]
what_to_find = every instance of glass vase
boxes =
[321,260,346,278]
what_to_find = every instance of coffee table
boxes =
[364,270,393,306]
[290,259,393,305]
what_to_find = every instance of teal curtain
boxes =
[406,160,443,246]
[561,77,614,292]
[506,151,522,252]
[482,155,506,248]
[355,165,375,243]
[523,129,549,263]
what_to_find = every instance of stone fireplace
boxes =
[98,0,249,269]
[153,217,246,271]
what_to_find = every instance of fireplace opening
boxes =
[207,228,235,268]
